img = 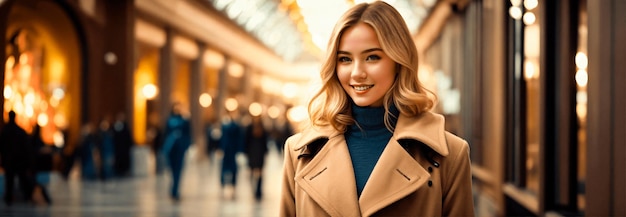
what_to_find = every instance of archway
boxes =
[3,0,82,149]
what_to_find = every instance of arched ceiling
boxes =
[208,0,437,63]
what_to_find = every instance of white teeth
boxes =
[354,85,373,91]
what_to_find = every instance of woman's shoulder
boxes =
[284,124,337,151]
[443,131,470,155]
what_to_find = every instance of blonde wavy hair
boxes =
[308,1,436,132]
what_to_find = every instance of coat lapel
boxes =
[295,133,361,217]
[358,138,430,216]
[291,112,449,216]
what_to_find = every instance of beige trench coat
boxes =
[279,111,475,217]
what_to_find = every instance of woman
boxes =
[279,2,474,216]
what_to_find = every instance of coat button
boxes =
[428,180,433,187]
[428,167,433,173]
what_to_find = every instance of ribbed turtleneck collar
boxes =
[350,103,399,131]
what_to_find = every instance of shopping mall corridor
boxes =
[0,146,284,217]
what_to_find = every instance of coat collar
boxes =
[293,111,450,216]
[293,111,450,157]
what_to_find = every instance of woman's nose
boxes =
[351,62,367,79]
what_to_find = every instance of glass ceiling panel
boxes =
[208,0,435,63]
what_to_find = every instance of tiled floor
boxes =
[0,146,284,217]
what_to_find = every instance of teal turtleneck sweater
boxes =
[346,104,399,197]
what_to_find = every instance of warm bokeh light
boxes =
[509,6,523,20]
[37,113,49,126]
[25,105,34,118]
[53,130,65,148]
[261,76,282,96]
[3,86,13,99]
[199,93,213,108]
[282,82,298,99]
[54,113,68,129]
[575,52,588,69]
[524,61,537,80]
[52,87,65,100]
[524,0,538,10]
[575,69,588,87]
[24,91,35,105]
[287,105,307,123]
[225,98,239,112]
[50,97,60,107]
[523,12,536,25]
[576,91,587,104]
[249,102,263,117]
[268,105,280,119]
[204,49,225,69]
[228,61,244,78]
[5,56,15,70]
[576,103,587,120]
[142,83,158,100]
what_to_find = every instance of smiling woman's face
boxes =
[336,22,396,107]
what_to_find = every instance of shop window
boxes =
[574,0,588,212]
[506,0,541,196]
[506,0,587,215]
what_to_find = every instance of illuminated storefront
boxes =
[3,0,81,147]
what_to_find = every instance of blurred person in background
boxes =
[98,117,115,181]
[219,110,243,200]
[147,111,164,175]
[30,124,52,205]
[162,102,191,201]
[0,111,34,205]
[113,112,133,177]
[244,115,269,201]
[205,120,221,162]
[78,122,98,180]
[272,108,294,156]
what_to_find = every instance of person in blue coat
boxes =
[162,103,191,201]
[219,110,243,199]
[97,118,115,181]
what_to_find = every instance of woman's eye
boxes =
[338,56,352,63]
[366,55,381,61]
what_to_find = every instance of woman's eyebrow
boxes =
[337,48,382,55]
[361,48,382,54]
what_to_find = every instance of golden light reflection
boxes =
[287,105,307,123]
[53,113,67,129]
[524,0,538,10]
[53,130,65,148]
[37,113,49,126]
[575,69,588,87]
[509,6,523,20]
[142,83,158,99]
[3,85,13,99]
[575,52,588,69]
[268,106,280,119]
[524,61,538,80]
[523,12,536,25]
[249,102,263,117]
[199,93,212,108]
[575,52,588,120]
[228,61,244,78]
[282,82,298,99]
[52,87,65,100]
[225,98,239,112]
